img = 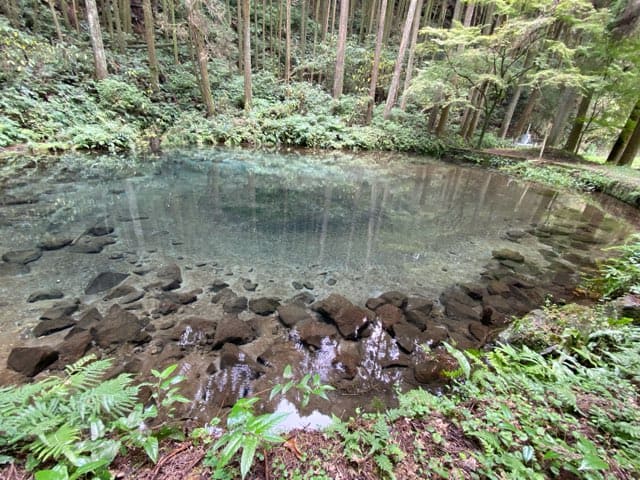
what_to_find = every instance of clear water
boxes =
[0,149,637,420]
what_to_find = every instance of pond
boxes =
[0,149,637,425]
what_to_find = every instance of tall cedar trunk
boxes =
[512,88,539,140]
[60,0,72,29]
[365,0,387,123]
[237,0,243,70]
[548,87,577,147]
[499,85,522,139]
[169,0,179,63]
[48,0,64,43]
[399,0,423,110]
[285,0,291,82]
[323,0,330,40]
[607,97,640,164]
[382,0,393,42]
[71,0,80,32]
[104,0,114,36]
[112,0,125,52]
[617,114,640,166]
[122,0,132,33]
[332,0,349,98]
[564,92,592,153]
[253,0,258,68]
[85,0,108,79]
[242,0,252,110]
[186,0,215,116]
[452,0,462,23]
[142,0,160,91]
[383,0,418,119]
[330,0,337,35]
[300,0,307,67]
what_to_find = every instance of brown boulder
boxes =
[7,346,59,377]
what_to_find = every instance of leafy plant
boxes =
[0,355,187,478]
[584,234,640,298]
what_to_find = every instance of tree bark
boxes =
[607,97,640,164]
[112,0,126,52]
[564,92,592,153]
[383,0,418,119]
[142,0,160,91]
[547,87,577,147]
[243,0,252,110]
[85,0,109,80]
[285,0,291,83]
[399,0,424,110]
[617,114,640,166]
[499,85,522,139]
[186,0,215,116]
[48,0,64,43]
[512,88,539,140]
[365,0,387,123]
[332,0,349,98]
[169,0,179,63]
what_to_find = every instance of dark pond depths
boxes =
[0,149,636,425]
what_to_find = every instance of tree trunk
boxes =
[300,0,307,64]
[186,0,215,116]
[70,0,80,32]
[607,97,640,164]
[169,0,179,63]
[365,0,387,123]
[547,87,577,147]
[48,0,64,43]
[121,0,132,33]
[85,0,109,80]
[499,85,522,139]
[399,0,424,110]
[243,0,252,110]
[435,104,450,136]
[452,0,462,23]
[332,0,349,98]
[112,0,126,52]
[142,0,160,91]
[617,115,640,166]
[383,0,418,119]
[512,88,539,140]
[60,0,72,30]
[237,0,243,70]
[285,0,291,83]
[564,92,592,153]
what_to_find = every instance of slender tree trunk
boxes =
[112,0,126,52]
[85,0,109,79]
[548,87,577,147]
[452,0,462,23]
[499,85,522,139]
[564,92,592,153]
[242,0,252,110]
[607,97,640,164]
[617,115,640,166]
[332,0,349,98]
[512,88,540,140]
[70,0,80,32]
[142,0,160,91]
[104,0,114,37]
[60,0,73,29]
[169,0,179,63]
[400,0,423,110]
[285,0,291,82]
[48,0,64,43]
[186,0,215,116]
[322,0,330,40]
[238,0,244,70]
[382,0,393,42]
[435,104,450,136]
[383,0,418,119]
[300,0,307,63]
[365,0,387,123]
[121,0,132,33]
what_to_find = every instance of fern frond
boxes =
[29,423,81,462]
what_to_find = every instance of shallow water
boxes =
[0,148,637,423]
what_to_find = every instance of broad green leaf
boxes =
[240,436,259,479]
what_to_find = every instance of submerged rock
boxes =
[156,262,182,291]
[2,248,42,264]
[38,236,73,251]
[249,297,280,316]
[492,248,525,263]
[223,295,248,314]
[0,262,30,276]
[69,235,116,254]
[27,289,64,303]
[277,304,312,327]
[7,346,59,377]
[85,272,129,295]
